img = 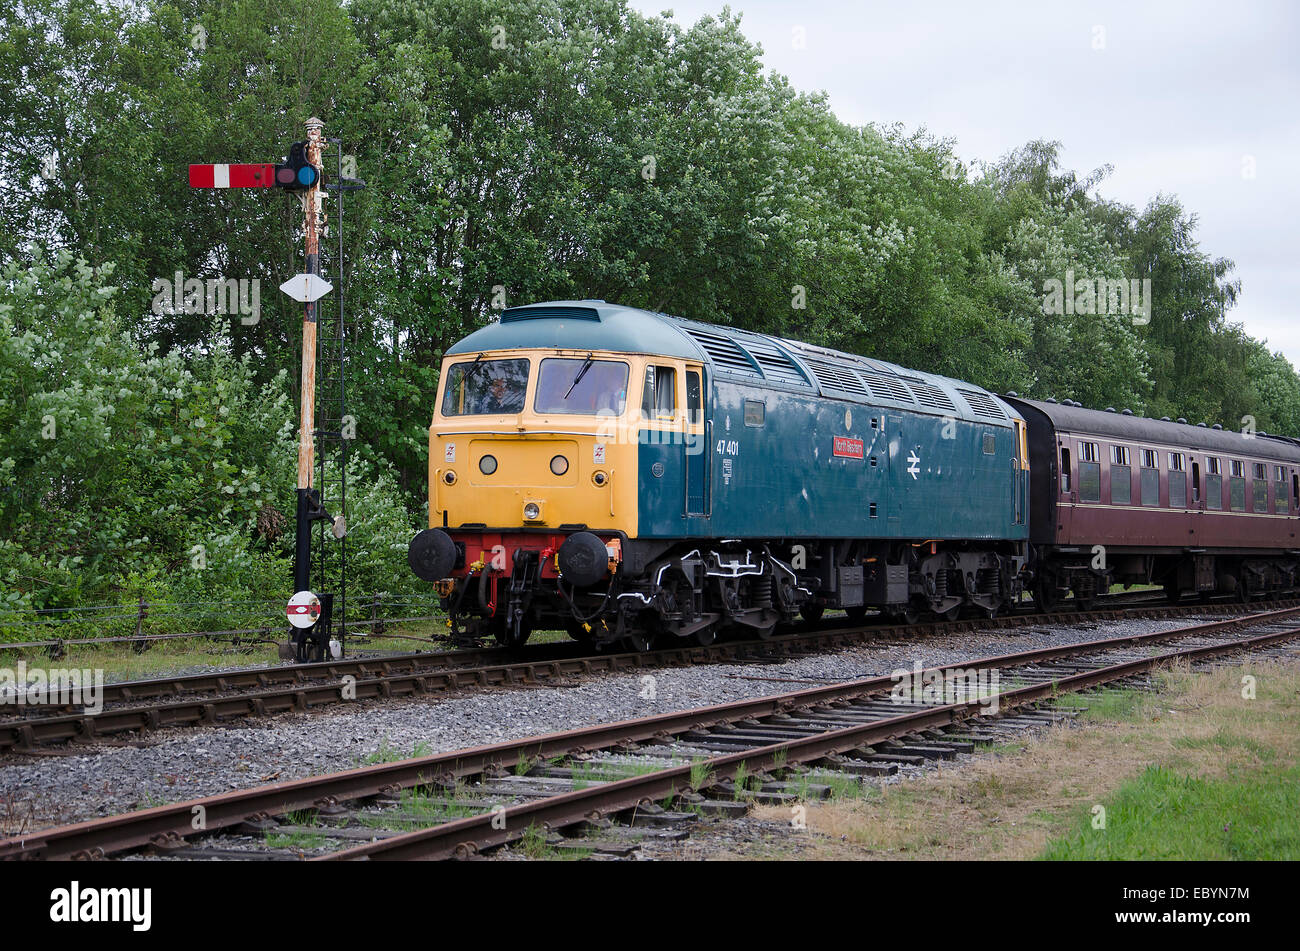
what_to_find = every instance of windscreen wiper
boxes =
[562,352,595,400]
[460,352,486,385]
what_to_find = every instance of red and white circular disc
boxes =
[286,590,322,629]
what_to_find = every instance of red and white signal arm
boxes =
[287,590,322,629]
[189,163,277,188]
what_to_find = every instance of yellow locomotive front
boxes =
[429,348,641,533]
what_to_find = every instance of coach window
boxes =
[1139,449,1159,507]
[1060,446,1072,494]
[1229,460,1246,512]
[1110,446,1131,504]
[1293,472,1299,511]
[1191,459,1201,504]
[1168,452,1186,508]
[642,365,676,420]
[1207,457,1223,510]
[1275,465,1288,514]
[1078,441,1100,502]
[1252,463,1268,513]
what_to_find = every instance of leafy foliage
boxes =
[1,0,1296,616]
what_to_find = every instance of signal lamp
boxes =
[550,455,569,476]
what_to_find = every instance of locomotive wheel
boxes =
[799,604,824,623]
[693,623,718,646]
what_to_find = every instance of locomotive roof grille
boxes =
[860,371,914,404]
[957,388,1008,420]
[500,305,600,322]
[737,338,810,387]
[681,327,761,376]
[803,359,869,396]
[901,377,957,413]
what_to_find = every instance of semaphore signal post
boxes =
[189,115,363,662]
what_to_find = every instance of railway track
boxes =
[0,595,1294,754]
[4,605,1297,861]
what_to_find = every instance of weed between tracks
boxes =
[718,658,1300,860]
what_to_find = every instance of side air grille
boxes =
[902,377,957,413]
[681,327,760,376]
[860,371,914,403]
[803,359,868,396]
[958,388,1007,420]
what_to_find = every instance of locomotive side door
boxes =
[685,365,708,516]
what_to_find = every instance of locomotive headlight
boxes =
[479,454,498,475]
[443,470,457,485]
[550,455,569,476]
[523,502,541,521]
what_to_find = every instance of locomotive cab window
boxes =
[441,357,529,417]
[686,371,702,425]
[534,357,630,416]
[743,400,765,427]
[642,365,677,419]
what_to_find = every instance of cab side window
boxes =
[686,371,702,425]
[642,365,676,419]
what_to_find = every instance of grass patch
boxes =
[362,739,431,765]
[265,830,330,850]
[727,658,1300,861]
[1052,686,1151,723]
[1043,764,1300,859]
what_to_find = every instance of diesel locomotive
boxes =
[408,301,1300,649]
[408,300,1031,648]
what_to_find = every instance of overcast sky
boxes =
[630,0,1300,366]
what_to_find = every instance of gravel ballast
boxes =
[0,615,1235,831]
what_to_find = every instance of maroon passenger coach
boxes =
[1003,396,1300,607]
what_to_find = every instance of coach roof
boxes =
[1006,396,1300,463]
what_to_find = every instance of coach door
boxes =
[685,365,708,516]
